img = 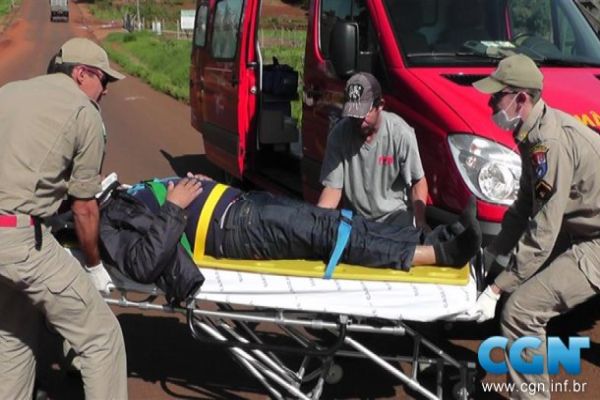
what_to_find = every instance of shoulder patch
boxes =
[530,144,549,180]
[535,179,553,201]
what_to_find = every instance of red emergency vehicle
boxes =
[190,0,600,241]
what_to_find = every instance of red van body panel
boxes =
[190,0,259,179]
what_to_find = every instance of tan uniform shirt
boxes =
[494,100,600,293]
[0,73,105,217]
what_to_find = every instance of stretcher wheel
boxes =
[325,364,343,384]
[451,371,477,400]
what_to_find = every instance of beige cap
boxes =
[473,54,543,94]
[56,37,125,81]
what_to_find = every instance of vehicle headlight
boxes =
[448,134,521,205]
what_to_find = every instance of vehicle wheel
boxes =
[325,363,343,384]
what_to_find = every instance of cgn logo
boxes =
[478,336,590,374]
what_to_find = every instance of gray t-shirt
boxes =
[319,111,424,224]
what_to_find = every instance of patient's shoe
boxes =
[84,262,115,296]
[434,196,482,266]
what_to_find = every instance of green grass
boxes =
[104,31,191,101]
[0,0,19,18]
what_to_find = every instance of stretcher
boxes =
[93,254,484,400]
[63,175,483,399]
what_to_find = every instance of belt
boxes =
[0,215,35,228]
[0,214,43,250]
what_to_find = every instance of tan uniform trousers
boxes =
[0,225,127,400]
[500,241,599,400]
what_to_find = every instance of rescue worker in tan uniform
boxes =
[0,38,128,399]
[469,54,600,399]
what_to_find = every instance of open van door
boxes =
[191,0,259,179]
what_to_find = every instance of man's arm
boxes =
[72,197,101,266]
[410,176,428,229]
[317,186,342,209]
[487,164,532,256]
[494,140,572,294]
[318,121,346,208]
[101,178,203,284]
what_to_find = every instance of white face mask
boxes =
[492,93,521,131]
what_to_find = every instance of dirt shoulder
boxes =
[74,2,122,41]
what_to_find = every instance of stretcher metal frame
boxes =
[104,262,484,400]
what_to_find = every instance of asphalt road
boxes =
[1,1,600,399]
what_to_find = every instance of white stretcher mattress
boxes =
[197,268,477,322]
[108,264,478,323]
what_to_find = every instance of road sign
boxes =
[180,9,196,30]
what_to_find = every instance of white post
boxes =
[136,0,141,30]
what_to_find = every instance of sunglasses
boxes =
[82,66,109,89]
[491,90,519,104]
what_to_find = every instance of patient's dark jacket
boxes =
[100,190,205,303]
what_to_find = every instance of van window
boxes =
[319,0,368,59]
[211,0,244,59]
[556,5,577,54]
[510,0,552,40]
[387,0,434,54]
[385,0,600,67]
[319,0,386,82]
[194,4,209,47]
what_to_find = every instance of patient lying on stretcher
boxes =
[93,173,482,302]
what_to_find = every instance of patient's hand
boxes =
[166,178,203,209]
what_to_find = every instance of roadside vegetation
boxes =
[89,0,189,31]
[0,0,20,19]
[104,31,190,100]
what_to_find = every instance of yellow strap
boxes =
[193,184,229,262]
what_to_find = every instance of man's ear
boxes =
[72,65,85,84]
[377,98,385,110]
[513,91,528,112]
[516,91,528,105]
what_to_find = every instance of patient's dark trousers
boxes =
[220,192,445,270]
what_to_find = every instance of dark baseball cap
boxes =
[341,72,382,118]
[55,37,125,81]
[473,54,543,94]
